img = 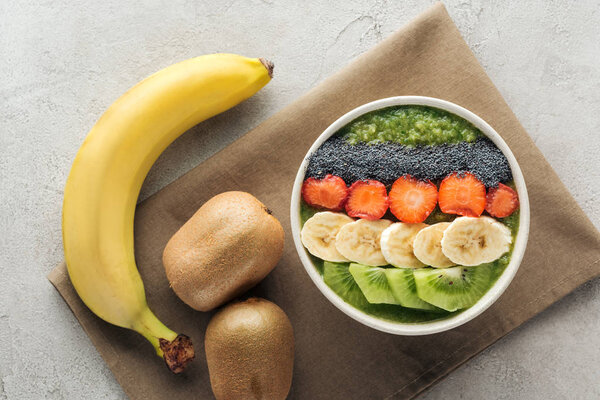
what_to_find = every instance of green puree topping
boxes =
[340,105,482,146]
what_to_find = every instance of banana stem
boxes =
[259,58,274,78]
[132,308,195,373]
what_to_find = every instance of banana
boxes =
[62,54,273,372]
[412,222,455,268]
[380,222,428,268]
[335,219,392,266]
[441,216,512,266]
[301,212,354,262]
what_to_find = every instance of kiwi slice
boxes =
[413,265,493,312]
[323,261,370,308]
[323,262,451,323]
[384,268,441,311]
[348,264,399,305]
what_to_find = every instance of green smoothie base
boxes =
[299,201,520,324]
[340,105,482,146]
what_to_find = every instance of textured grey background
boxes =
[1,0,599,399]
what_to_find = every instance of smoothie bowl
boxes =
[290,96,529,335]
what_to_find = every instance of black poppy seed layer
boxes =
[305,136,512,188]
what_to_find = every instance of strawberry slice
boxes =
[345,180,389,220]
[486,183,519,218]
[438,172,486,217]
[388,175,438,223]
[302,174,349,211]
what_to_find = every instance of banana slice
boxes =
[412,222,455,268]
[301,212,354,262]
[335,219,392,266]
[441,216,512,266]
[380,222,428,268]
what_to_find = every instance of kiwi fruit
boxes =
[205,298,294,400]
[323,261,370,308]
[384,268,441,312]
[348,264,399,305]
[163,191,284,311]
[413,265,493,312]
[323,262,450,323]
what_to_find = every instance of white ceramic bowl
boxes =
[290,96,530,335]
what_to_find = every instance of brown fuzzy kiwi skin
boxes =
[162,191,284,311]
[205,298,294,400]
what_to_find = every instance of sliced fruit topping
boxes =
[413,265,493,312]
[345,180,389,220]
[301,212,354,262]
[441,216,512,266]
[438,172,486,217]
[323,261,369,308]
[349,264,399,305]
[380,222,428,268]
[335,219,392,266]
[384,268,441,311]
[388,175,438,223]
[412,222,455,268]
[486,183,519,218]
[301,174,349,211]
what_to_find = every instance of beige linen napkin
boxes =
[49,3,600,399]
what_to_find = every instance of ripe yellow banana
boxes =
[62,54,273,373]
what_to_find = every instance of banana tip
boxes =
[259,58,274,78]
[160,334,195,374]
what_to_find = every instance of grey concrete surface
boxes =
[1,0,599,398]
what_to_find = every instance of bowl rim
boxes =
[290,96,530,335]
